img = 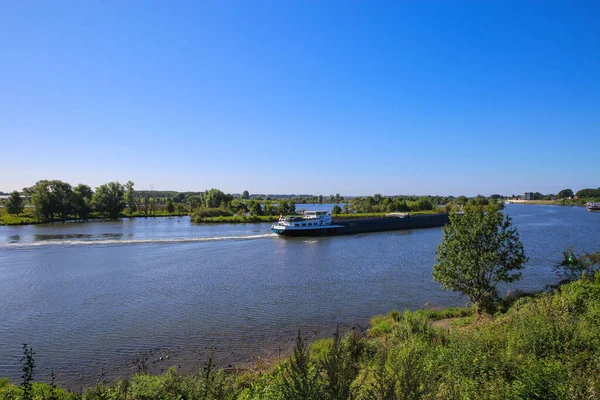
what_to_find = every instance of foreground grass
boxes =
[3,272,600,399]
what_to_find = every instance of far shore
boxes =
[0,209,442,227]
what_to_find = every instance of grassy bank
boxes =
[3,272,599,399]
[0,208,189,226]
[0,208,38,225]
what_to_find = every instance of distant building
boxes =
[523,192,534,200]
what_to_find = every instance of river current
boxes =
[0,204,599,388]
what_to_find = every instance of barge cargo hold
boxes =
[272,212,449,237]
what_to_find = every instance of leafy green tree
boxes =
[125,181,137,215]
[5,191,24,216]
[331,205,342,214]
[576,187,600,198]
[557,189,574,199]
[24,180,73,222]
[455,196,468,205]
[248,200,263,216]
[278,200,296,215]
[241,190,250,199]
[533,192,544,200]
[24,180,54,222]
[165,199,175,214]
[92,182,126,219]
[342,203,350,214]
[187,195,202,212]
[433,204,528,315]
[73,184,93,220]
[204,189,229,208]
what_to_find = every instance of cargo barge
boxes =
[271,210,449,237]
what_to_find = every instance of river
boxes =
[0,204,599,388]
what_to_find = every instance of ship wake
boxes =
[0,233,278,249]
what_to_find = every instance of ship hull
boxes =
[272,214,450,237]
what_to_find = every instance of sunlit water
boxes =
[0,204,599,388]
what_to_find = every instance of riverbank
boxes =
[2,273,599,398]
[0,208,442,226]
[191,210,442,223]
[0,208,187,226]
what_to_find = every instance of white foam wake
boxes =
[0,233,278,249]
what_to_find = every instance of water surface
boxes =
[0,205,598,388]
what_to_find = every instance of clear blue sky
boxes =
[2,1,599,196]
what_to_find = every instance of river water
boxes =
[0,204,599,388]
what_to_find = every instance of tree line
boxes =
[15,180,135,222]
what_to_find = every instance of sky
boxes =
[1,1,599,196]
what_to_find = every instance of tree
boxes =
[433,204,528,315]
[204,189,229,208]
[5,191,24,216]
[248,200,263,216]
[92,182,126,219]
[576,187,600,198]
[125,181,137,215]
[165,199,175,214]
[241,190,250,200]
[342,203,350,214]
[24,180,73,222]
[557,189,574,199]
[73,184,93,220]
[331,205,342,214]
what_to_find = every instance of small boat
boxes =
[587,202,600,211]
[271,210,344,236]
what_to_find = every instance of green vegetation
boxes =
[0,208,38,225]
[349,195,446,213]
[5,180,600,226]
[557,188,574,199]
[554,247,600,282]
[576,187,600,198]
[3,269,600,399]
[433,204,528,315]
[92,182,126,219]
[5,191,24,216]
